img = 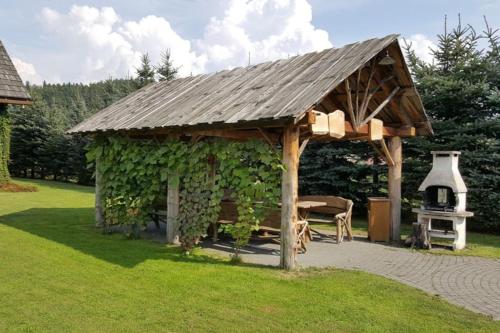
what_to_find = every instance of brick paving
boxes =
[203,235,500,320]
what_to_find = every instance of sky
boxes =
[1,0,499,85]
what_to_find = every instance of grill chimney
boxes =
[418,151,467,212]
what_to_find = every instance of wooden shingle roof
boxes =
[0,41,31,103]
[69,34,431,135]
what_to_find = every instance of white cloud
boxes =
[197,0,332,71]
[404,34,436,64]
[32,1,332,83]
[39,5,204,82]
[11,57,42,84]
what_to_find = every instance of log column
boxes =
[388,136,402,242]
[94,157,104,227]
[166,173,180,244]
[280,123,299,270]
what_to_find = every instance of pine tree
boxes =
[156,49,179,82]
[135,53,155,88]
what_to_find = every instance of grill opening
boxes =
[429,219,454,232]
[423,186,456,211]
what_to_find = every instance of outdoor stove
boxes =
[412,151,473,250]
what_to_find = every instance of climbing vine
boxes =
[0,105,11,184]
[86,135,282,254]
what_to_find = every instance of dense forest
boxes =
[8,79,139,185]
[7,51,175,185]
[7,20,500,233]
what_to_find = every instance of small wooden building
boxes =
[70,34,432,269]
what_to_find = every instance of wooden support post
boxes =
[280,123,299,270]
[94,158,105,227]
[388,136,402,242]
[166,173,180,244]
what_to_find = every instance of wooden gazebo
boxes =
[70,34,432,270]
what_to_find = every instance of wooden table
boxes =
[298,200,327,211]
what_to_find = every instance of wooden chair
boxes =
[213,201,239,242]
[299,195,353,243]
[260,208,311,253]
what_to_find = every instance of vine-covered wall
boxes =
[86,135,283,253]
[0,104,11,184]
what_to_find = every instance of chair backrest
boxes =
[218,201,282,229]
[299,195,351,215]
[218,201,238,221]
[260,207,281,229]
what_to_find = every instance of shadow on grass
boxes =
[0,207,272,270]
[12,178,95,193]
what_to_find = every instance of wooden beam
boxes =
[333,86,414,97]
[0,98,32,106]
[344,122,415,138]
[94,157,104,227]
[388,136,402,242]
[361,86,400,125]
[355,69,361,121]
[370,63,413,126]
[166,172,180,244]
[344,79,357,131]
[359,75,395,122]
[257,128,277,147]
[100,117,292,138]
[380,139,395,166]
[368,140,388,164]
[359,60,376,121]
[189,129,279,143]
[280,123,299,270]
[299,136,310,157]
[312,122,414,142]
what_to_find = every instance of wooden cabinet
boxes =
[368,197,391,242]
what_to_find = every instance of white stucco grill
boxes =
[413,151,473,250]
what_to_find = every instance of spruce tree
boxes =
[156,49,179,82]
[9,92,51,179]
[135,53,155,88]
[403,16,500,232]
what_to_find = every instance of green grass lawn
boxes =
[312,216,500,259]
[1,179,499,332]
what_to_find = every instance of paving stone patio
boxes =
[203,232,500,320]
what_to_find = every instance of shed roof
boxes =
[0,41,31,103]
[69,34,431,135]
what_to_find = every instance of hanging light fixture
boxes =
[379,51,395,66]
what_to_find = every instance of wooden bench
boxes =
[299,195,353,243]
[149,210,167,229]
[215,201,310,253]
